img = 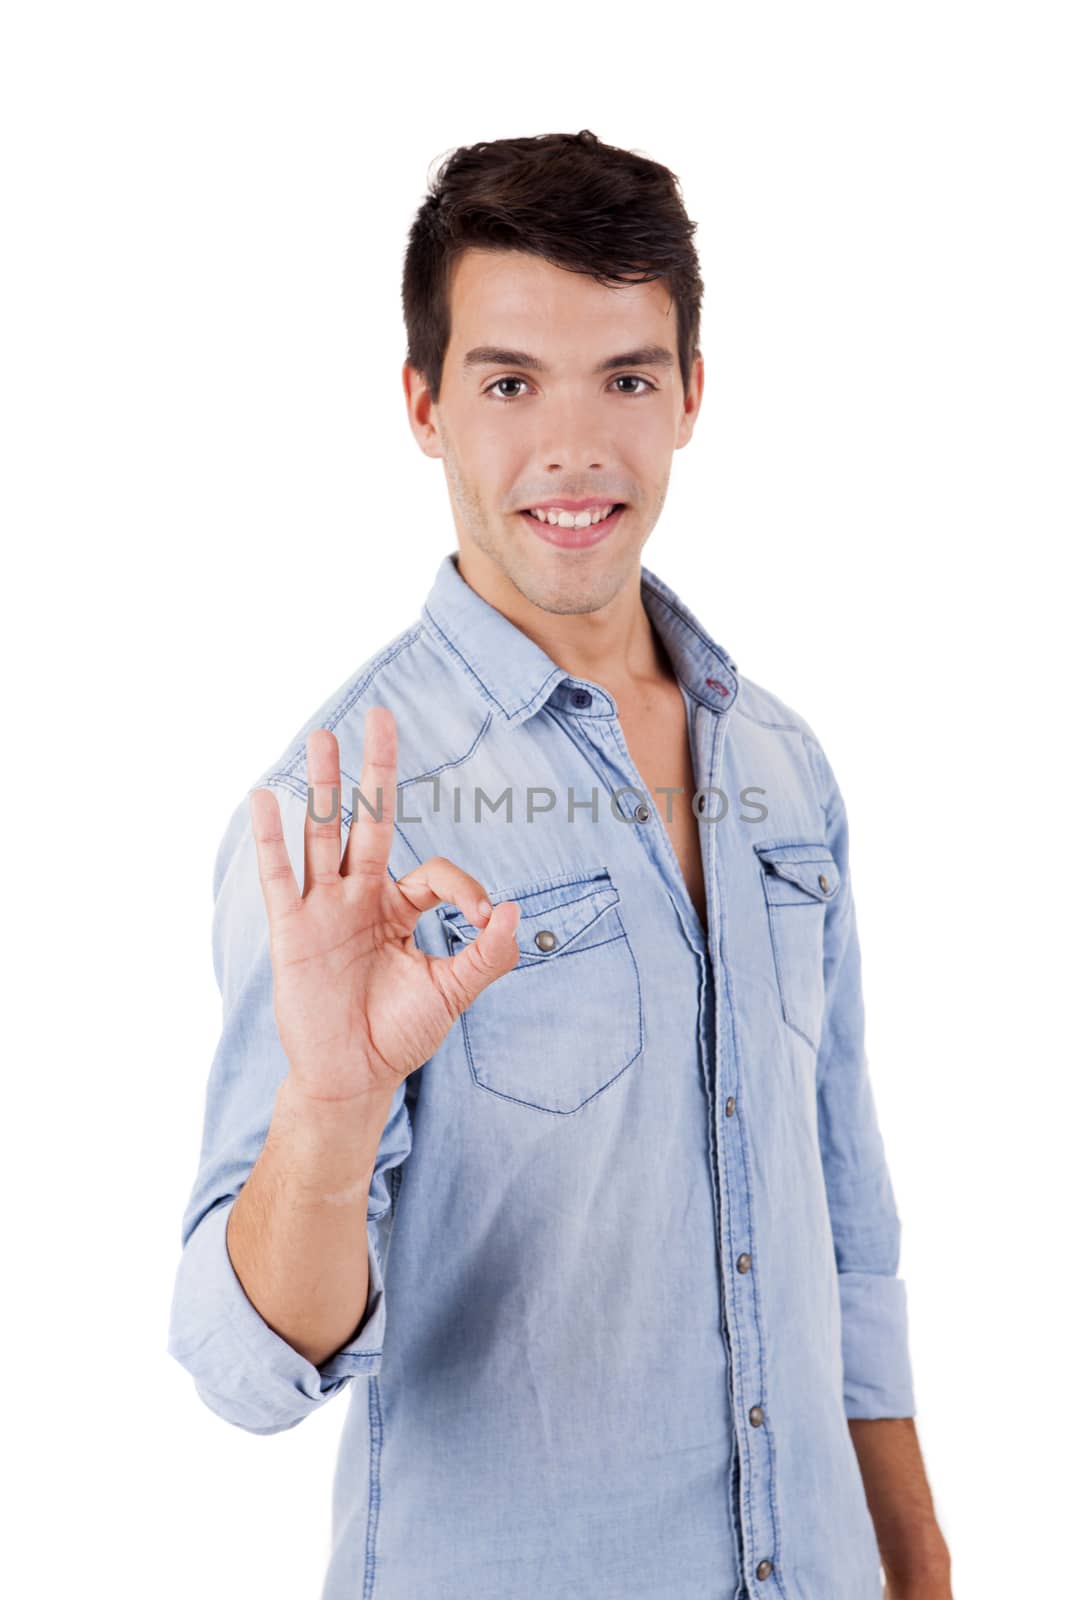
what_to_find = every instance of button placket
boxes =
[561,671,782,1588]
[698,705,782,1593]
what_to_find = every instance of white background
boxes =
[3,3,1063,1596]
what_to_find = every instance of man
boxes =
[168,130,952,1598]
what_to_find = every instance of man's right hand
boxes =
[249,705,521,1106]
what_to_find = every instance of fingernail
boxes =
[478,898,493,917]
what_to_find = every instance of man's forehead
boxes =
[447,248,676,360]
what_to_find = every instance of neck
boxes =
[455,545,674,700]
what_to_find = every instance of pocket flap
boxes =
[754,841,841,902]
[437,868,621,960]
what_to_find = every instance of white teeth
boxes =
[529,504,616,527]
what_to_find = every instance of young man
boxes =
[168,131,952,1599]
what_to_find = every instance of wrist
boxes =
[883,1538,952,1591]
[276,1068,399,1122]
[268,1073,398,1204]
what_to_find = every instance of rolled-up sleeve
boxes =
[809,739,917,1421]
[166,779,414,1435]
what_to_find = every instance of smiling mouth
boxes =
[517,503,627,549]
[520,503,626,529]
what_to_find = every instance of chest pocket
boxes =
[436,866,644,1115]
[753,841,841,1051]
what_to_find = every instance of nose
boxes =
[534,387,614,479]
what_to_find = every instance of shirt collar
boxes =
[420,550,739,726]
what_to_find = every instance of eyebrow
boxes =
[462,344,676,376]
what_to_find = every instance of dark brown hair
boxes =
[402,129,703,404]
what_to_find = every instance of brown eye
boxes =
[487,378,528,403]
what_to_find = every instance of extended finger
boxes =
[340,705,397,880]
[249,786,301,922]
[303,728,344,891]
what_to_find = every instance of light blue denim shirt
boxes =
[168,549,916,1600]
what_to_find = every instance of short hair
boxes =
[402,129,704,403]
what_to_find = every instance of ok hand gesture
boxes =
[249,706,521,1104]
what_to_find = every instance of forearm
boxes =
[226,1073,397,1369]
[847,1418,952,1591]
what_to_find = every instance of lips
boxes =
[519,504,626,550]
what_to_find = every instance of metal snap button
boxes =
[697,793,706,813]
[736,1252,751,1273]
[725,1096,736,1116]
[534,929,557,952]
[818,872,829,892]
[756,1559,774,1581]
[749,1404,764,1427]
[635,802,651,822]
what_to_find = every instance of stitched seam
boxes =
[271,713,497,820]
[273,629,423,785]
[440,883,617,944]
[761,882,821,1053]
[457,926,644,1115]
[719,890,790,1598]
[442,875,613,915]
[448,922,627,969]
[361,1376,384,1599]
[422,601,561,720]
[800,732,833,826]
[541,700,648,816]
[754,848,835,866]
[380,711,496,798]
[215,1203,380,1399]
[703,714,757,1571]
[711,708,791,1595]
[640,582,737,705]
[733,703,806,735]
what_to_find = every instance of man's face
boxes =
[404,247,703,616]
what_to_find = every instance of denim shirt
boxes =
[168,549,916,1600]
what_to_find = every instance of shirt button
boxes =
[756,1558,774,1581]
[571,688,592,708]
[534,930,557,951]
[635,802,651,822]
[725,1096,736,1116]
[697,793,706,813]
[818,872,829,892]
[736,1252,751,1273]
[749,1404,764,1426]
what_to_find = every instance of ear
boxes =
[402,363,443,460]
[675,349,704,450]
